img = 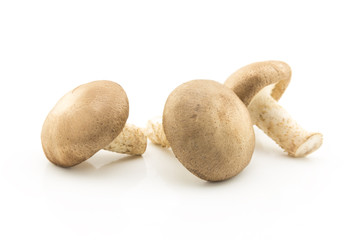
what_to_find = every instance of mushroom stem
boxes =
[248,87,323,157]
[145,117,170,148]
[103,123,147,155]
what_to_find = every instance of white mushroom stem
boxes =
[248,86,323,157]
[104,123,147,155]
[145,117,170,148]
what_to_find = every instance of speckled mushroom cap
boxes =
[41,80,129,167]
[224,61,291,105]
[163,80,255,182]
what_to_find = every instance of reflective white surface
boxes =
[1,0,363,239]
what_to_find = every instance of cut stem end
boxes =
[291,133,323,157]
[145,117,170,148]
[104,123,147,155]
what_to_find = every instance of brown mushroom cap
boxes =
[41,80,129,167]
[163,80,255,182]
[224,61,291,106]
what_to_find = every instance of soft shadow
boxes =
[201,159,257,189]
[72,154,142,173]
[145,144,204,187]
[254,132,284,157]
[146,144,256,188]
[43,151,147,189]
[202,172,247,187]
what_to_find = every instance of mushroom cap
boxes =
[224,61,291,106]
[41,80,129,167]
[163,80,255,182]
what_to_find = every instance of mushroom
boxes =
[148,80,255,181]
[41,80,147,167]
[224,61,323,157]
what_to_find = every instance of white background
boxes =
[1,0,363,239]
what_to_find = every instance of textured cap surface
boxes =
[224,61,291,105]
[41,80,129,167]
[163,80,255,181]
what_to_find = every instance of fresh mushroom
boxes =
[225,61,323,157]
[41,80,147,167]
[149,80,255,181]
